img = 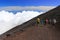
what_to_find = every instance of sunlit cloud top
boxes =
[0,6,56,11]
[0,10,43,35]
[0,6,56,35]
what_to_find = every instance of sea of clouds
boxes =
[0,10,43,35]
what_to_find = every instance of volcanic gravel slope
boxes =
[1,24,60,40]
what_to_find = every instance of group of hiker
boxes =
[36,18,57,25]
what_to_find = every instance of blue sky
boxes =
[0,0,59,12]
[0,0,60,6]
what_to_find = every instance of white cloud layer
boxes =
[0,10,43,35]
[0,6,56,11]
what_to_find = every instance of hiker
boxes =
[49,19,52,24]
[46,18,49,24]
[53,18,57,25]
[40,19,43,25]
[44,19,46,25]
[37,18,40,26]
[40,19,45,25]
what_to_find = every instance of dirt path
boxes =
[2,24,60,40]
